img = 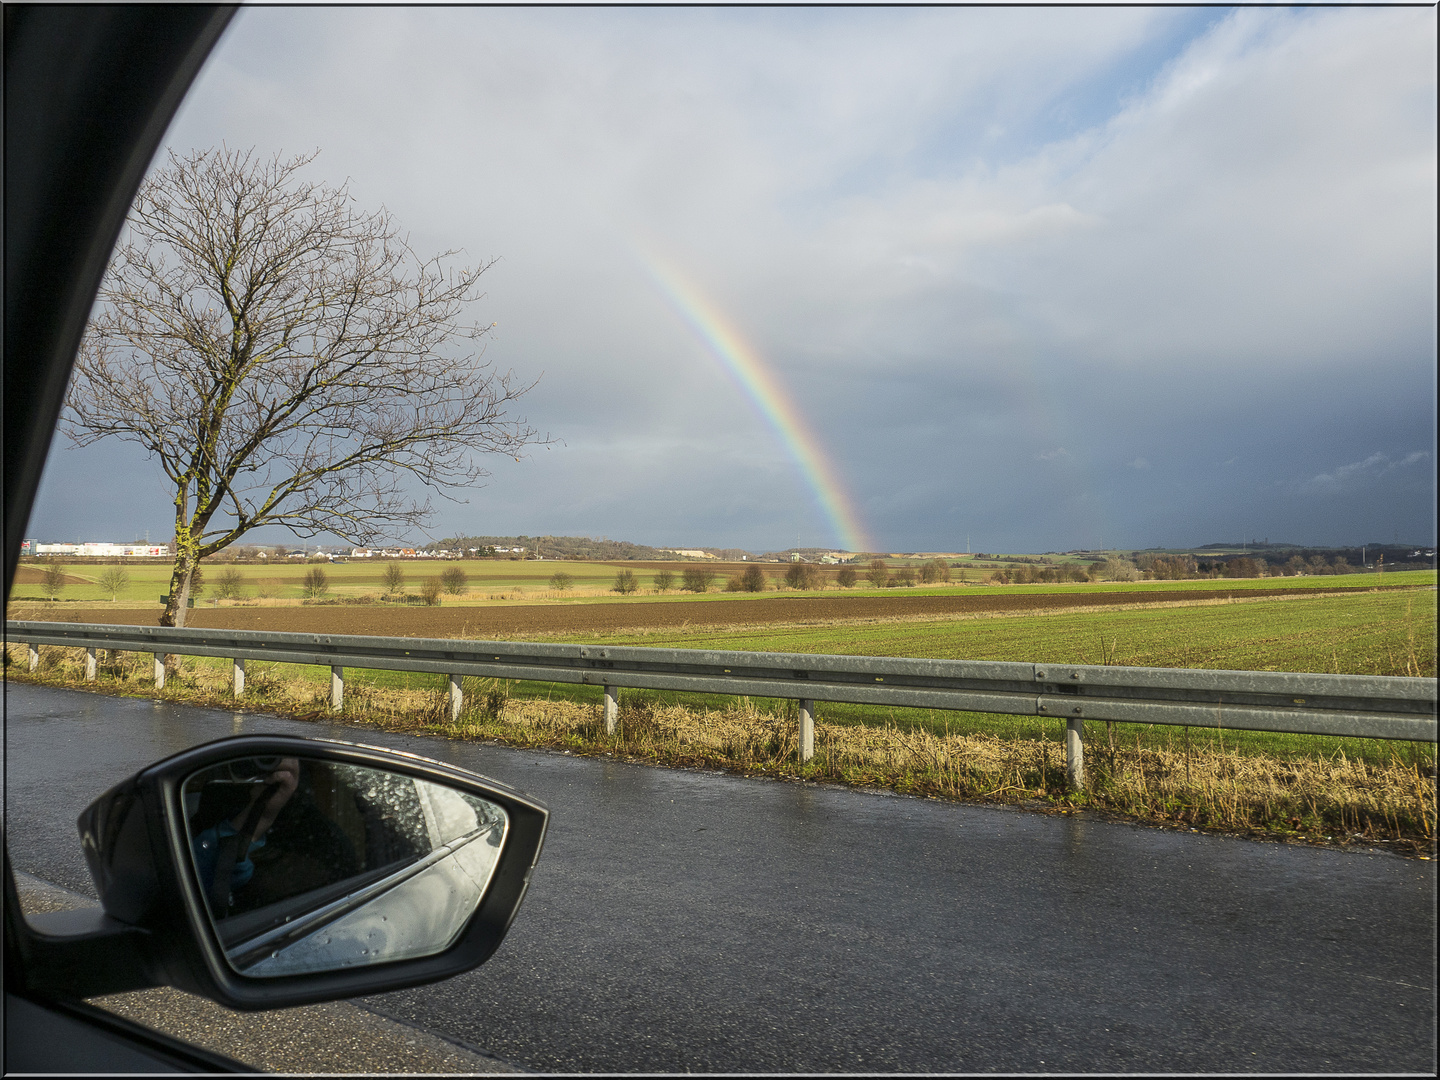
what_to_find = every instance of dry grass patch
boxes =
[9,644,1432,854]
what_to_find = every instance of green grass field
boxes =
[11,556,1430,607]
[13,557,623,604]
[567,585,1437,673]
[141,583,1434,769]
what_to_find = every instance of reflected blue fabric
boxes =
[193,820,265,894]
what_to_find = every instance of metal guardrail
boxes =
[7,620,1436,789]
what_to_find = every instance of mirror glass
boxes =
[181,756,508,977]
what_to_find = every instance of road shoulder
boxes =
[14,873,520,1074]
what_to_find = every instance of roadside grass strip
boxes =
[10,638,1434,854]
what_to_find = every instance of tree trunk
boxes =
[160,557,194,628]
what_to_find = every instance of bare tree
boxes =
[612,569,639,595]
[40,563,67,600]
[301,566,329,598]
[1100,556,1138,582]
[439,565,468,595]
[784,562,821,590]
[681,566,715,593]
[65,148,543,627]
[549,571,575,591]
[382,562,407,598]
[919,558,950,584]
[215,566,245,599]
[97,564,131,601]
[652,569,675,593]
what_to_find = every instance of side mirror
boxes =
[10,736,548,1010]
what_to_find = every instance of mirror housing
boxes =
[12,735,547,1010]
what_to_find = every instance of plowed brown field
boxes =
[23,585,1406,639]
[11,566,92,585]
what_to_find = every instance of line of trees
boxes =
[988,564,1095,585]
[980,549,1415,584]
[441,534,688,562]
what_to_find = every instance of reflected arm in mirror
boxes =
[190,757,300,913]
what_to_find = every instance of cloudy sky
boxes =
[30,5,1437,553]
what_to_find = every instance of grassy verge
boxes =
[9,644,1433,856]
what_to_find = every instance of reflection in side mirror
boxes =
[183,757,508,977]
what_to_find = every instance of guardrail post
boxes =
[798,698,815,763]
[233,658,245,698]
[1065,718,1085,791]
[603,685,618,735]
[449,674,463,722]
[154,654,166,690]
[330,666,344,712]
[85,647,97,682]
[28,643,39,672]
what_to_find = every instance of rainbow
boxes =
[636,248,872,554]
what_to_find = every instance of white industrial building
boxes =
[23,540,169,557]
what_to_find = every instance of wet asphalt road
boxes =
[6,683,1435,1073]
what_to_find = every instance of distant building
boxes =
[30,541,168,557]
[663,549,716,559]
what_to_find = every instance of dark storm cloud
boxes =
[27,6,1436,552]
